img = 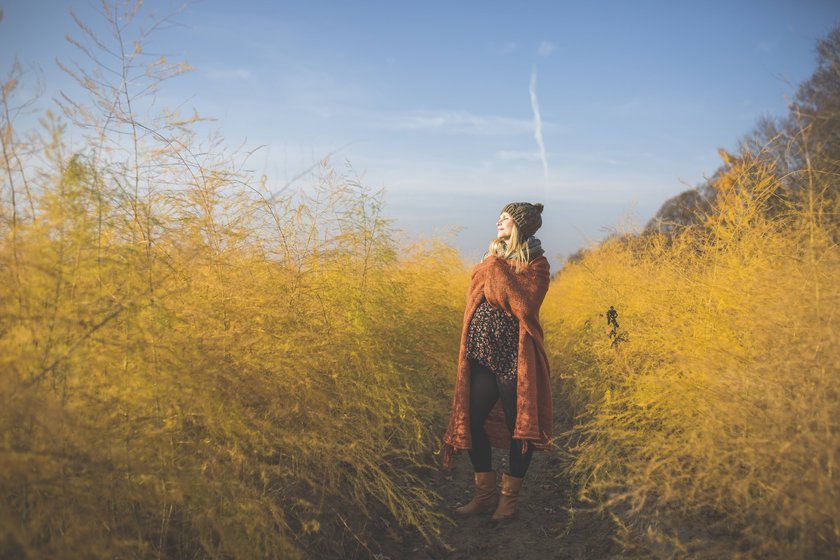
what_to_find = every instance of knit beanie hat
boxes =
[501,202,544,239]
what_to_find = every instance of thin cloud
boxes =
[565,152,626,166]
[489,41,517,55]
[383,110,535,136]
[497,150,541,162]
[206,68,253,80]
[755,40,774,53]
[529,66,549,178]
[537,40,557,56]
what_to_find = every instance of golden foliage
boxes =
[0,149,471,558]
[0,4,476,555]
[543,154,839,558]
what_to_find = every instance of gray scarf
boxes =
[481,236,545,263]
[525,236,545,260]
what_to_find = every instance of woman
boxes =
[441,201,552,522]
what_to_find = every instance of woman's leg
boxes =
[496,377,534,478]
[467,359,500,472]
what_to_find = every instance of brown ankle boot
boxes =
[491,473,523,521]
[454,471,499,516]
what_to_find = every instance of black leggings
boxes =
[467,358,534,478]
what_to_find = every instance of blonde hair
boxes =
[485,221,532,273]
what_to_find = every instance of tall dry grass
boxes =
[0,147,470,559]
[0,4,471,557]
[543,152,839,558]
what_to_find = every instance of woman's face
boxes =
[497,212,514,239]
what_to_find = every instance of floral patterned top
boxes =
[465,297,520,385]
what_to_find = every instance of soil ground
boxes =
[374,449,632,560]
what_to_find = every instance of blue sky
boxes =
[2,0,839,268]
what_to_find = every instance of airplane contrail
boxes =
[529,65,548,179]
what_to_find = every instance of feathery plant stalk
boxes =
[0,2,466,558]
[543,149,839,559]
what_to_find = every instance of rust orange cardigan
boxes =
[441,254,552,469]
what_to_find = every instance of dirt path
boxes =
[375,448,628,559]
